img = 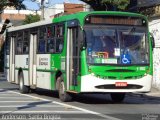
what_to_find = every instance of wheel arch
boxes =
[55,70,63,90]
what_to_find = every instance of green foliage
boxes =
[101,0,130,10]
[80,0,130,11]
[0,0,26,13]
[23,14,40,24]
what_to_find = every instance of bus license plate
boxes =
[115,82,127,87]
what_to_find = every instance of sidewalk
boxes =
[0,72,6,80]
[144,87,160,98]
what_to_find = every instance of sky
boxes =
[23,0,83,10]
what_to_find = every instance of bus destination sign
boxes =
[85,15,146,26]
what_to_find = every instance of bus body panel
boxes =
[15,55,28,68]
[23,70,29,86]
[36,54,51,89]
[36,72,51,89]
[81,74,152,93]
[15,55,29,85]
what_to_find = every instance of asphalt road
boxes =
[0,79,160,120]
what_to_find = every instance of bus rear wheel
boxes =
[110,93,125,103]
[57,77,72,102]
[19,72,29,94]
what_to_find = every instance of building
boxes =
[64,3,84,14]
[44,3,91,19]
[44,4,64,20]
[0,9,41,26]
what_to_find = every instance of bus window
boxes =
[46,25,55,53]
[47,39,55,53]
[23,31,29,54]
[6,36,10,55]
[47,26,55,38]
[55,25,64,53]
[38,39,46,53]
[38,27,47,53]
[56,38,63,53]
[16,32,23,54]
[39,26,46,39]
[56,25,64,37]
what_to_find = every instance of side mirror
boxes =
[78,26,86,50]
[150,33,155,49]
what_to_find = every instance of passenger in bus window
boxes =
[56,39,63,52]
[17,42,22,54]
[59,43,63,52]
[102,36,116,57]
[23,43,29,53]
[47,39,55,53]
[92,36,103,52]
[39,40,45,53]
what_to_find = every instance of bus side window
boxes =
[38,39,46,53]
[55,24,64,53]
[56,38,64,53]
[6,36,10,55]
[23,42,29,54]
[46,26,55,53]
[47,39,55,53]
[23,31,29,54]
[16,32,23,54]
[38,27,47,53]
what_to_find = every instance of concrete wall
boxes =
[149,17,160,90]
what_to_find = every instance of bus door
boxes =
[67,20,80,90]
[29,33,37,87]
[9,36,15,83]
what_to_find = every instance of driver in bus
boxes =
[93,35,115,57]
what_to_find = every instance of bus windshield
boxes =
[85,25,149,65]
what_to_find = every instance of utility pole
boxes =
[41,0,45,20]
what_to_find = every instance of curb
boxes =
[127,93,160,100]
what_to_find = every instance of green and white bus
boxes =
[5,11,154,102]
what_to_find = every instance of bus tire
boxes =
[19,72,29,94]
[110,93,125,103]
[58,77,72,102]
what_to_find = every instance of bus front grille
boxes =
[95,84,143,89]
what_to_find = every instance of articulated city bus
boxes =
[5,11,154,102]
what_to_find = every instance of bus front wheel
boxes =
[58,77,72,102]
[110,93,125,103]
[19,72,29,94]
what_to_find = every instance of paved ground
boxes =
[1,77,160,120]
[0,79,117,120]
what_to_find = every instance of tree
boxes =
[80,0,130,11]
[0,0,26,13]
[23,14,40,24]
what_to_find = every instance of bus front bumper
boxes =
[81,74,152,93]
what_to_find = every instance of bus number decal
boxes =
[39,57,49,66]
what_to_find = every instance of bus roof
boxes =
[7,19,52,32]
[52,11,147,24]
[7,11,147,32]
